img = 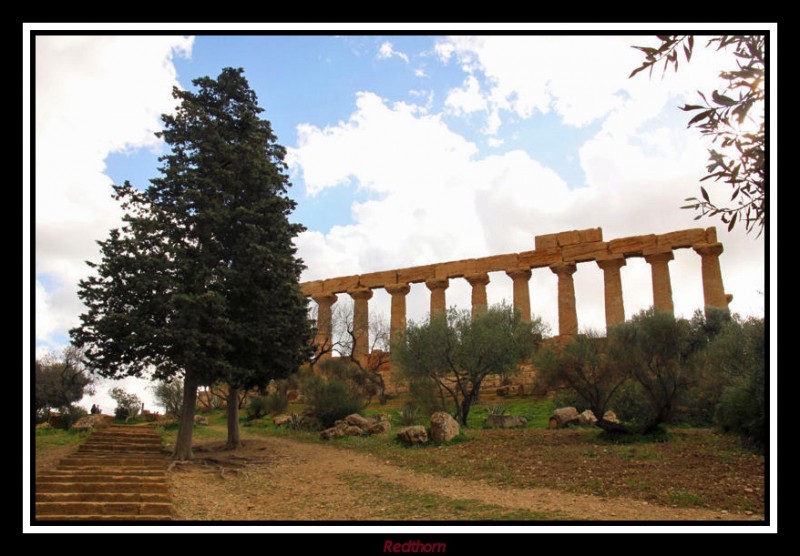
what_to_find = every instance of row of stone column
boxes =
[312,242,729,357]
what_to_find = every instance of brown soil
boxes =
[167,432,764,522]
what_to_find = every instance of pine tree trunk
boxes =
[173,370,199,461]
[226,386,242,449]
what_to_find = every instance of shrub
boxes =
[246,395,269,421]
[58,405,87,430]
[301,374,365,428]
[263,389,289,415]
[487,404,508,416]
[151,380,183,419]
[407,377,447,418]
[398,403,420,426]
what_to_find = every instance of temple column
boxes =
[693,243,729,311]
[465,273,490,317]
[348,287,373,365]
[311,293,337,360]
[506,268,532,322]
[425,278,449,318]
[644,250,675,315]
[384,282,411,345]
[549,263,578,336]
[596,256,627,329]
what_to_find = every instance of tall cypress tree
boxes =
[71,68,313,459]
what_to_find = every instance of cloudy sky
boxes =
[28,31,770,413]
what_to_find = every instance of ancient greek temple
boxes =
[300,227,730,361]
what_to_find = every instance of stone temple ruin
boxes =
[299,227,730,366]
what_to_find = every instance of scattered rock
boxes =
[297,415,320,430]
[744,487,754,493]
[71,414,111,430]
[320,426,345,440]
[549,407,579,429]
[397,425,429,445]
[273,414,294,427]
[430,411,460,442]
[745,510,754,516]
[602,410,620,424]
[577,410,598,426]
[343,425,365,436]
[344,413,371,428]
[368,421,392,435]
[484,414,527,429]
[194,415,209,426]
[36,422,51,429]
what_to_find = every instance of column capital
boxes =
[596,255,627,271]
[506,268,532,281]
[311,293,338,305]
[643,250,674,265]
[464,273,490,287]
[348,287,373,300]
[425,278,449,292]
[549,262,577,277]
[693,242,724,257]
[385,282,411,296]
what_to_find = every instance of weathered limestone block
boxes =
[397,264,436,284]
[273,414,294,427]
[194,415,209,426]
[577,410,598,426]
[435,258,476,279]
[561,241,610,263]
[656,228,706,250]
[705,227,718,244]
[359,270,398,289]
[430,411,460,442]
[534,233,559,250]
[609,234,657,257]
[603,411,620,424]
[343,425,366,436]
[300,280,324,297]
[368,420,392,435]
[548,407,579,429]
[476,253,518,274]
[344,413,371,428]
[484,415,528,429]
[556,230,582,246]
[578,227,603,243]
[321,426,346,440]
[518,248,562,269]
[397,425,429,445]
[323,275,360,294]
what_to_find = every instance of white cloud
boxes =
[444,75,487,115]
[290,73,764,334]
[34,36,194,346]
[487,137,504,147]
[414,68,427,78]
[377,41,409,63]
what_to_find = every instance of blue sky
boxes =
[31,32,769,414]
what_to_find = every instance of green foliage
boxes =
[536,331,628,431]
[247,390,289,421]
[301,374,365,428]
[245,395,269,421]
[317,357,379,403]
[631,35,765,235]
[109,387,142,421]
[486,404,508,416]
[712,317,765,451]
[398,403,421,426]
[35,346,93,421]
[407,377,448,418]
[393,303,544,426]
[151,380,184,418]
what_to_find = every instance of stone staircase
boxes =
[36,425,172,521]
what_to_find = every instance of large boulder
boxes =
[71,414,111,431]
[549,407,579,429]
[485,414,527,429]
[577,409,598,426]
[603,410,620,424]
[273,414,294,427]
[368,420,392,435]
[321,426,346,440]
[344,413,371,428]
[397,426,428,445]
[429,411,460,442]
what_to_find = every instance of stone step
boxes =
[37,492,170,503]
[85,435,162,444]
[55,467,166,476]
[37,481,169,494]
[36,501,172,516]
[38,474,166,483]
[36,514,171,521]
[78,444,163,454]
[61,456,166,468]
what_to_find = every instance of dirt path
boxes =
[168,435,761,521]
